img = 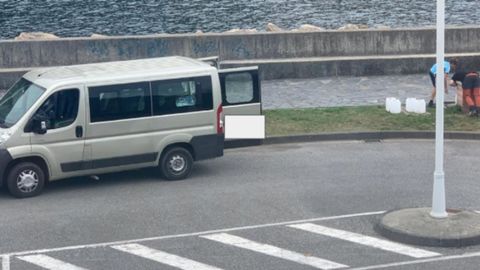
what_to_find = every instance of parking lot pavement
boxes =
[4,211,480,270]
[1,140,480,269]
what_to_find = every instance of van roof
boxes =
[24,56,215,89]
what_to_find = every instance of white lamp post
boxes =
[431,0,448,218]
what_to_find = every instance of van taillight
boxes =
[217,104,224,134]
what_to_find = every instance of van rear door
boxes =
[219,67,263,144]
[219,67,261,116]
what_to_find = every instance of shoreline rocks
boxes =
[90,33,108,38]
[266,23,283,32]
[225,28,258,33]
[14,32,59,40]
[374,25,391,30]
[8,24,405,40]
[295,24,326,32]
[337,24,369,31]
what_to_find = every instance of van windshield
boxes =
[0,78,45,128]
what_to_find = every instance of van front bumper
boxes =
[0,149,12,187]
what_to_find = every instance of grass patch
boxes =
[265,105,480,136]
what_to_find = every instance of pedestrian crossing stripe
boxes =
[201,233,348,270]
[16,255,87,270]
[111,243,223,270]
[288,223,441,258]
[1,256,10,270]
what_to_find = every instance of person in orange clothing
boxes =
[452,71,480,116]
[464,72,480,116]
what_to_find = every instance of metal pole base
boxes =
[431,172,448,218]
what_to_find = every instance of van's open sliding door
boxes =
[219,66,263,147]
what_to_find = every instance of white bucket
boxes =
[415,99,426,113]
[390,98,401,114]
[406,98,417,112]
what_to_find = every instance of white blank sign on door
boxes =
[225,115,265,139]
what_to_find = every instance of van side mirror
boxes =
[31,113,48,135]
[32,119,47,135]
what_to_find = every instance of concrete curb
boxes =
[225,131,480,149]
[374,208,480,247]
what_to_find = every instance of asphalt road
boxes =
[1,140,480,269]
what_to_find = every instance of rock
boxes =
[375,25,391,30]
[295,24,325,32]
[266,23,283,32]
[225,28,241,33]
[14,32,59,40]
[90,33,108,38]
[225,28,258,33]
[338,24,369,31]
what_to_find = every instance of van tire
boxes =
[160,147,193,181]
[7,162,45,198]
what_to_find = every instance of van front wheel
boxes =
[7,162,45,198]
[160,147,193,181]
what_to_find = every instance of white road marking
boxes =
[2,256,10,270]
[201,233,348,270]
[288,223,440,258]
[0,210,385,257]
[17,254,87,270]
[111,243,223,270]
[349,251,480,270]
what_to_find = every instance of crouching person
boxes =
[462,72,480,116]
[428,59,457,107]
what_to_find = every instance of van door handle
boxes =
[75,126,83,138]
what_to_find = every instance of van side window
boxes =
[151,76,213,115]
[33,89,79,129]
[224,72,254,104]
[89,82,151,122]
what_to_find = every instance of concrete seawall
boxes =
[2,26,480,88]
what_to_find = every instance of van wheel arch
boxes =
[159,143,195,162]
[4,156,50,186]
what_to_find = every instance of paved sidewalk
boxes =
[262,74,457,110]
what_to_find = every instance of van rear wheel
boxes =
[7,162,45,198]
[160,147,193,181]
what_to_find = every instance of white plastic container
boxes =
[390,98,401,114]
[406,98,417,112]
[415,99,426,113]
[385,97,395,112]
